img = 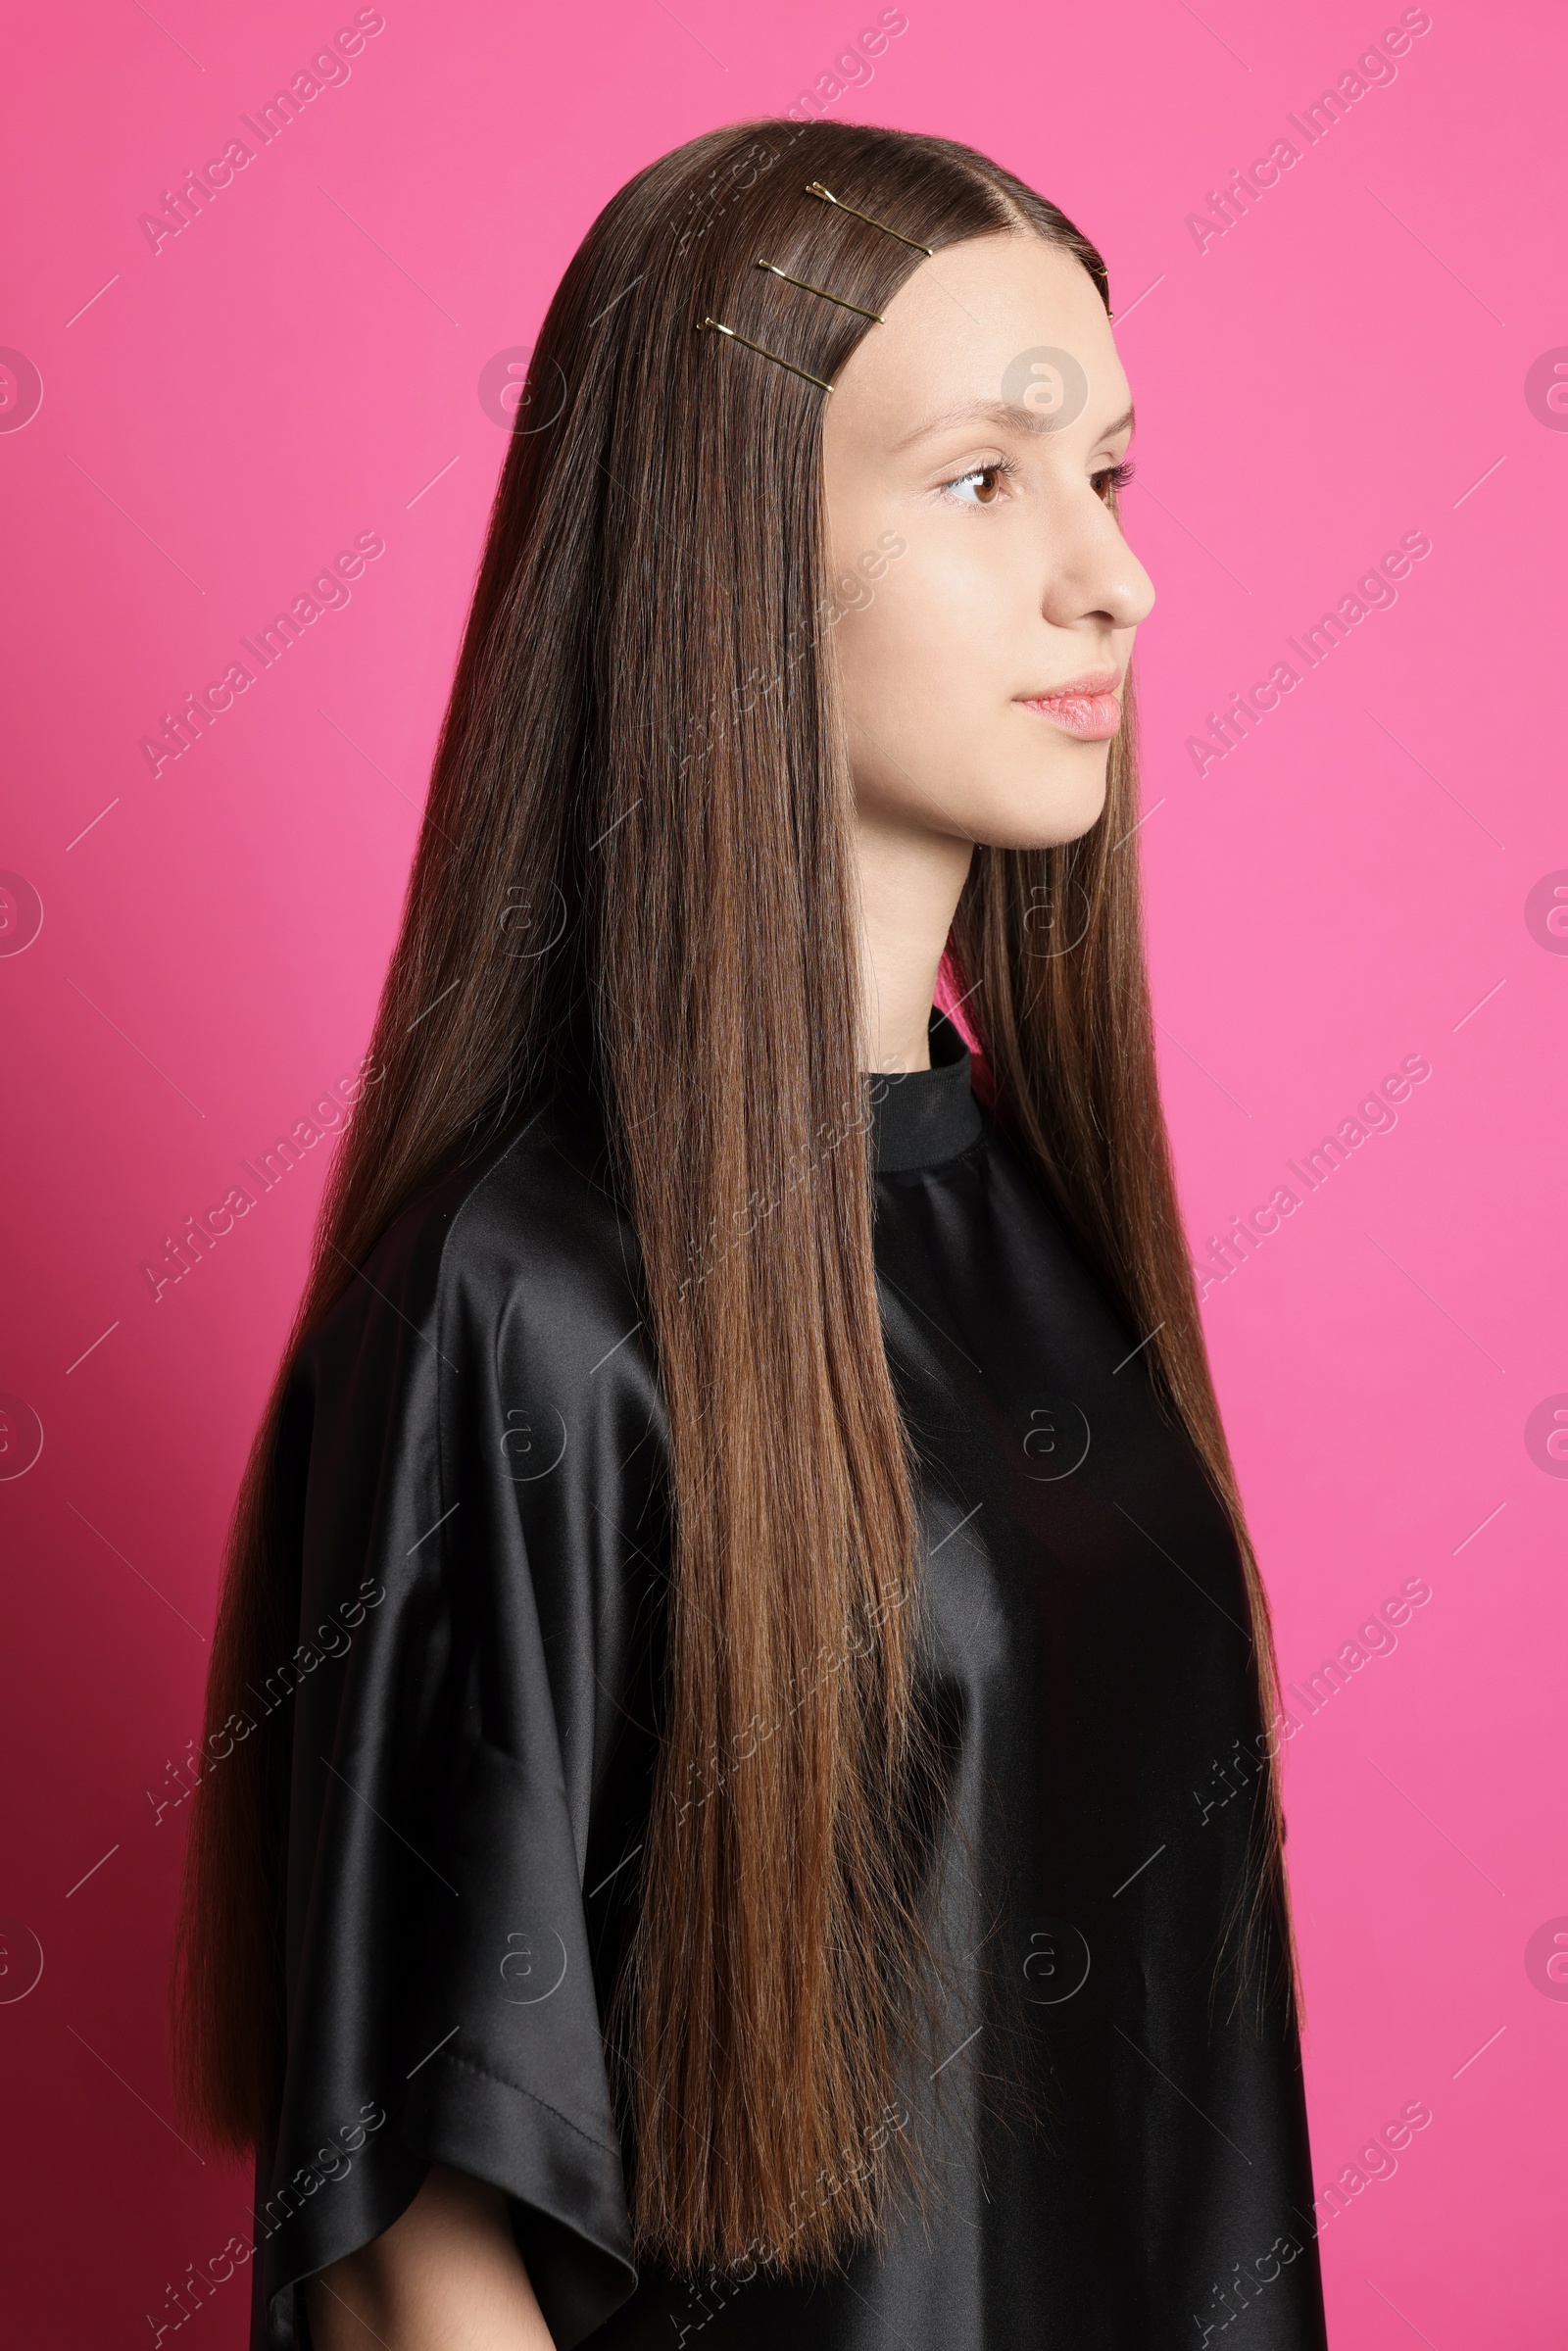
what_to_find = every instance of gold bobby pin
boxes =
[804,181,933,255]
[696,317,833,393]
[755,258,885,322]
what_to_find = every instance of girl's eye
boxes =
[1093,458,1137,502]
[942,461,1010,508]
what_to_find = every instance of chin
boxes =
[969,756,1110,852]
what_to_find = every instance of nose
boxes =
[1040,489,1155,635]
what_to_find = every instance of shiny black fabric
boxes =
[253,1010,1328,2349]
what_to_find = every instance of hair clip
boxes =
[695,317,833,393]
[755,259,884,322]
[804,181,933,256]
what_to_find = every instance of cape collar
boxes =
[865,1007,983,1174]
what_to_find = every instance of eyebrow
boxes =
[891,398,1137,452]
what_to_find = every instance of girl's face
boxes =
[821,230,1154,852]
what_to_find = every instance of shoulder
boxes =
[302,1082,641,1391]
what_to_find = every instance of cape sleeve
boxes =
[250,1145,651,2349]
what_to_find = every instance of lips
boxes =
[1016,670,1123,742]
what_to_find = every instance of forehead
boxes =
[827,229,1128,445]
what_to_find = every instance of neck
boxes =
[852,807,975,1073]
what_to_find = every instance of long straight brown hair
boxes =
[174,117,1301,2279]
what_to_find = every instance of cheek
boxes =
[829,523,1114,848]
[843,537,1013,702]
[831,582,982,821]
[833,568,992,764]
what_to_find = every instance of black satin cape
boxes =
[250,1010,1329,2349]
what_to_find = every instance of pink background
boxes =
[2,2,1564,2341]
